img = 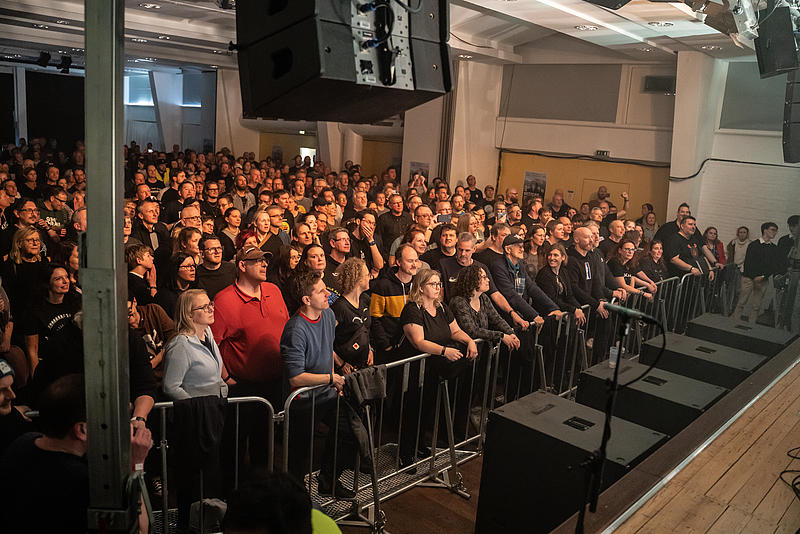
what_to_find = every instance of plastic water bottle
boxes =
[608,346,619,369]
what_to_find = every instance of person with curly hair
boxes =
[449,264,520,351]
[331,257,372,372]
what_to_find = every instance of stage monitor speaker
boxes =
[754,6,799,79]
[640,333,767,390]
[576,361,728,436]
[686,313,797,357]
[474,391,666,534]
[581,0,633,9]
[235,0,452,123]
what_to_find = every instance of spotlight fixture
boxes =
[700,44,723,50]
[212,50,224,54]
[131,38,148,43]
[299,130,306,134]
[36,51,51,67]
[58,55,72,73]
[55,19,68,25]
[209,64,219,68]
[638,47,655,52]
[32,23,49,29]
[647,21,674,28]
[138,3,161,8]
[575,24,599,31]
[158,35,170,40]
[458,54,473,59]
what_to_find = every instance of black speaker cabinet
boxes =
[581,0,633,9]
[576,361,728,437]
[641,333,767,390]
[784,70,800,163]
[686,313,797,357]
[755,6,799,79]
[235,0,451,123]
[474,391,666,534]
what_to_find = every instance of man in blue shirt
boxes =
[281,272,358,499]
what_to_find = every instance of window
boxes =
[124,75,153,106]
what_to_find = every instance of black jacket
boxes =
[535,265,582,313]
[130,219,170,251]
[488,255,558,321]
[566,247,607,309]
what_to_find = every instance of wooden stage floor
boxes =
[615,357,800,534]
[340,457,484,534]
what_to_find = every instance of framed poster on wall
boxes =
[523,171,547,205]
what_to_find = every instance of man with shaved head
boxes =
[566,226,613,363]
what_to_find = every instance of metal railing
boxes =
[151,396,276,534]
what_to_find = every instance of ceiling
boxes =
[0,0,755,73]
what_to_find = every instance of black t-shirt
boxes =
[349,232,375,271]
[0,432,89,533]
[400,301,454,349]
[332,293,371,367]
[666,232,702,276]
[608,258,633,285]
[22,298,80,360]
[420,247,454,272]
[196,262,236,300]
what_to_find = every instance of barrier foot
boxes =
[338,508,390,534]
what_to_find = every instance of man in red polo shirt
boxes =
[212,246,289,470]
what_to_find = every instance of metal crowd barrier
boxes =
[279,340,501,531]
[151,396,276,534]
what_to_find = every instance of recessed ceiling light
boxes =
[638,47,654,52]
[134,57,156,63]
[71,47,84,53]
[575,24,599,31]
[58,49,69,54]
[158,35,170,40]
[131,38,149,43]
[138,3,161,9]
[209,64,218,68]
[212,50,224,54]
[648,21,674,28]
[299,130,306,135]
[458,54,473,59]
[32,23,49,29]
[4,54,22,59]
[700,44,723,50]
[55,20,68,25]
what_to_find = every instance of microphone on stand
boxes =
[603,302,659,324]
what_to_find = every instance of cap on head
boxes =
[0,359,14,380]
[235,246,273,264]
[502,234,524,248]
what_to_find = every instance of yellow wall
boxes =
[258,132,317,163]
[361,139,403,177]
[498,152,671,223]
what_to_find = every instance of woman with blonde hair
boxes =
[252,209,271,250]
[162,288,230,531]
[398,268,477,468]
[2,227,49,322]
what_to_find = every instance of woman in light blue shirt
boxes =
[163,289,229,400]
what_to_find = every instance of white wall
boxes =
[665,53,800,243]
[401,96,444,186]
[450,61,504,190]
[149,71,183,151]
[493,63,676,168]
[215,68,260,156]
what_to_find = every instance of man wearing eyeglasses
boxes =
[212,246,288,471]
[324,227,351,299]
[37,186,70,234]
[196,235,236,300]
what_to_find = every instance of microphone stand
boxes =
[575,314,633,534]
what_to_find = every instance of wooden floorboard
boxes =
[340,457,483,534]
[615,354,800,534]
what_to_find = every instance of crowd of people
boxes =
[0,136,798,532]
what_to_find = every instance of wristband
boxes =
[131,416,146,423]
[441,346,446,357]
[369,240,376,246]
[329,373,333,385]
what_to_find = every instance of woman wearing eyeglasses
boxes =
[608,238,657,299]
[398,268,477,468]
[157,252,198,319]
[162,288,230,532]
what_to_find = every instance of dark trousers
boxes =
[221,379,281,491]
[287,394,359,485]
